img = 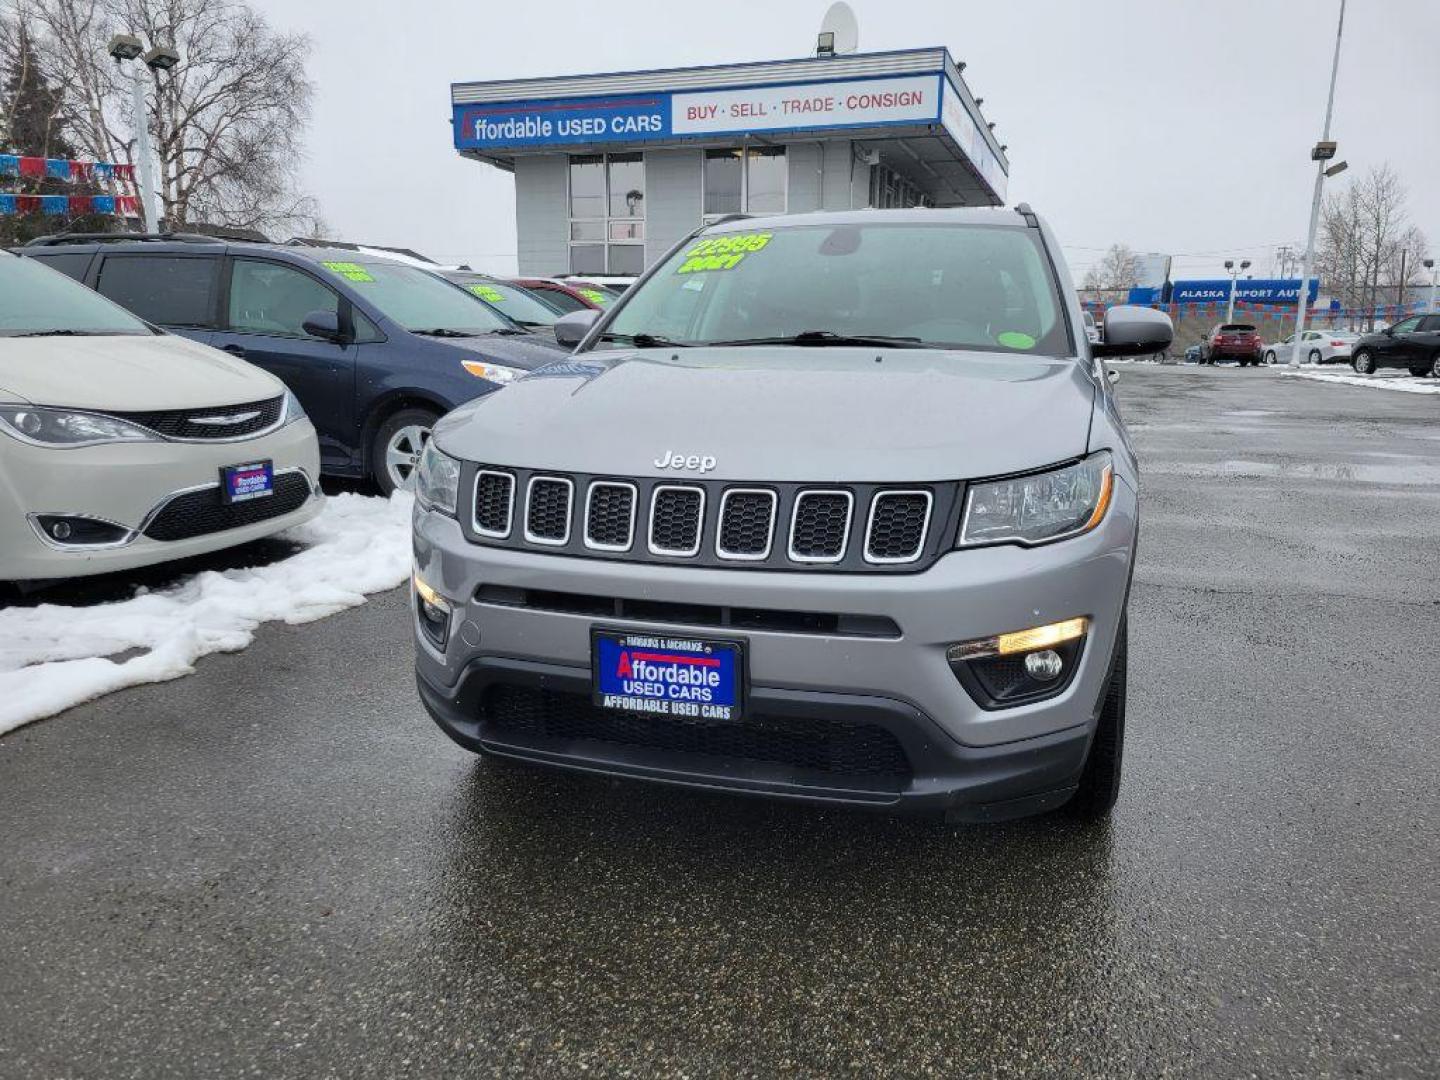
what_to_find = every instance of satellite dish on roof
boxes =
[817,1,859,56]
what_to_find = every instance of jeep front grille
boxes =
[524,476,572,545]
[460,468,954,573]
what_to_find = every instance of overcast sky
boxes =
[255,0,1439,282]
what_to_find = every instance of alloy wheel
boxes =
[385,424,432,491]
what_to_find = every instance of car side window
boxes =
[534,287,588,314]
[96,255,219,328]
[352,309,384,343]
[27,251,93,281]
[228,259,340,339]
[1390,316,1421,334]
[1419,316,1440,333]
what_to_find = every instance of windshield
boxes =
[451,276,561,326]
[318,260,512,335]
[0,255,154,337]
[597,222,1068,355]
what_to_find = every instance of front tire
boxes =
[1309,349,1322,365]
[1353,349,1376,375]
[1431,354,1440,378]
[1065,616,1127,820]
[372,407,439,495]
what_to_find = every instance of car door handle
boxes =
[221,344,247,358]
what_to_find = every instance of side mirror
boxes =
[301,310,344,342]
[1092,305,1173,357]
[553,309,600,348]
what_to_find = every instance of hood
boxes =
[426,331,572,368]
[434,347,1097,483]
[0,333,286,410]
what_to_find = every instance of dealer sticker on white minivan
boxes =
[592,631,743,722]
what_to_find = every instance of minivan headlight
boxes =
[960,451,1114,547]
[279,390,308,426]
[0,405,158,448]
[414,440,461,516]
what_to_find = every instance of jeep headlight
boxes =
[0,405,158,448]
[960,451,1114,547]
[414,440,461,516]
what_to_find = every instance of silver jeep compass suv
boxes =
[410,207,1171,821]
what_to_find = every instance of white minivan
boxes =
[0,251,323,582]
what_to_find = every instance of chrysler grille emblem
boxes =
[191,410,262,427]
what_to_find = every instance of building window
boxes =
[704,146,787,219]
[868,162,929,209]
[569,153,645,275]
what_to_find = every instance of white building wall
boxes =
[513,155,568,276]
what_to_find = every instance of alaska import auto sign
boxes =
[452,74,941,150]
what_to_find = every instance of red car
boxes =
[509,278,614,315]
[1201,323,1264,366]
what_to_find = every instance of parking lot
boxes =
[1,364,1438,1078]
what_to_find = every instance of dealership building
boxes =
[450,47,1009,277]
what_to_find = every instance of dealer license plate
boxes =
[220,460,274,504]
[592,630,744,722]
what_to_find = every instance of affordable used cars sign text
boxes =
[453,75,942,150]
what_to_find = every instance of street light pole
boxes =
[1290,0,1347,369]
[1426,259,1437,313]
[126,63,160,232]
[1225,259,1251,324]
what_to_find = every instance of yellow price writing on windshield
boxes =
[469,284,505,302]
[321,260,374,283]
[677,231,772,275]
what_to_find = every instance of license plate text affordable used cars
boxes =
[593,632,743,721]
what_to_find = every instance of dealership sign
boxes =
[454,75,942,151]
[1169,279,1320,304]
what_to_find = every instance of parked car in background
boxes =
[1350,314,1440,377]
[20,234,566,493]
[511,277,614,314]
[1263,329,1358,365]
[441,271,571,349]
[0,250,322,582]
[1184,344,1203,364]
[1201,323,1263,366]
[557,274,635,295]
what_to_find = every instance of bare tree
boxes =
[21,0,321,235]
[1318,165,1429,328]
[1081,243,1143,291]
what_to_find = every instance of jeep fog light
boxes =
[947,617,1089,709]
[413,572,452,647]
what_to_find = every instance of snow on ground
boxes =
[1279,370,1440,395]
[0,492,412,737]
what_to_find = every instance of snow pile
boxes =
[1280,370,1440,395]
[0,491,413,737]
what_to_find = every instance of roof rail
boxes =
[1013,202,1039,228]
[22,231,224,247]
[706,213,753,228]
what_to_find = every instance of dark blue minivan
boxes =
[19,236,568,493]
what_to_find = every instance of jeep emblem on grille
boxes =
[654,450,717,473]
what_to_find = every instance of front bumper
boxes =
[0,419,323,581]
[412,479,1136,815]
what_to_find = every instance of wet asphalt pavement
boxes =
[2,365,1438,1078]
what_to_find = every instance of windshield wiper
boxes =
[482,327,529,336]
[597,331,691,348]
[12,329,113,337]
[709,330,927,349]
[411,328,478,338]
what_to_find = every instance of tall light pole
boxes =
[107,34,180,234]
[1225,259,1251,323]
[1290,0,1347,369]
[1426,258,1437,313]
